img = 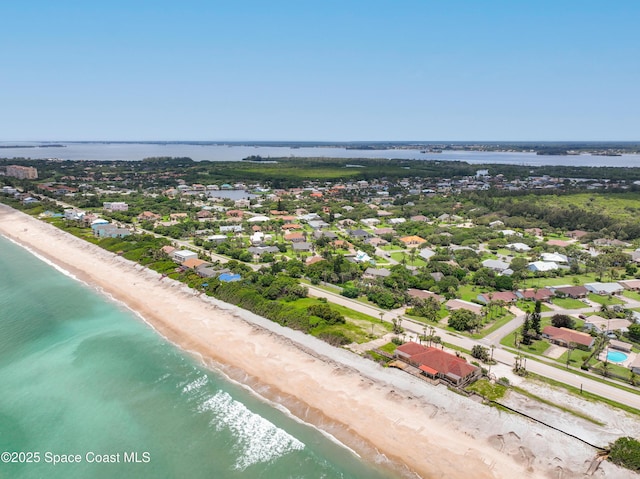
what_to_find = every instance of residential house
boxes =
[541,252,569,263]
[477,291,518,304]
[552,285,588,299]
[348,229,371,240]
[92,224,130,238]
[363,268,391,281]
[445,299,483,315]
[419,248,436,261]
[292,242,312,252]
[407,289,444,303]
[220,225,243,233]
[247,246,279,258]
[482,259,510,273]
[507,243,531,252]
[583,316,631,335]
[284,232,306,243]
[181,258,211,270]
[138,211,161,221]
[528,261,559,272]
[395,342,480,386]
[618,279,640,291]
[516,288,554,302]
[585,282,624,296]
[172,250,199,264]
[541,326,594,349]
[103,201,128,211]
[400,235,427,247]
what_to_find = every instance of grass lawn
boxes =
[553,297,590,309]
[379,342,398,354]
[623,290,640,301]
[471,313,515,339]
[457,284,488,302]
[466,379,507,401]
[389,251,426,267]
[292,298,392,343]
[520,273,599,289]
[515,299,552,312]
[500,331,551,355]
[555,349,588,368]
[588,293,625,306]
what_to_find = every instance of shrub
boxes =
[609,437,640,471]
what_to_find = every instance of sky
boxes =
[1,1,639,142]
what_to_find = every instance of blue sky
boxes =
[1,1,638,141]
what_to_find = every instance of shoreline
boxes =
[0,204,604,478]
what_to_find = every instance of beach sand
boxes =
[0,205,615,478]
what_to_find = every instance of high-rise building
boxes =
[6,165,38,180]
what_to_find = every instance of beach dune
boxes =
[0,205,609,478]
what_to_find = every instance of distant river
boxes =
[2,142,640,167]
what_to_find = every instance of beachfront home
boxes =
[92,223,130,239]
[395,342,480,386]
[172,250,199,264]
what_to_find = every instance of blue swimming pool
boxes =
[607,351,628,363]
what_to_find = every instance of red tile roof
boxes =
[542,326,594,348]
[397,342,479,380]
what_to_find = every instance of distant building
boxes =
[103,201,129,211]
[6,165,38,180]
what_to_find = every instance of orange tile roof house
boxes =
[399,235,427,247]
[542,326,594,349]
[395,342,480,386]
[284,232,306,242]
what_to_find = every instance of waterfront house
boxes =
[395,342,480,386]
[172,250,199,264]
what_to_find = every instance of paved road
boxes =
[308,283,640,409]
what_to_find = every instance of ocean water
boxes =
[0,235,398,479]
[2,141,640,166]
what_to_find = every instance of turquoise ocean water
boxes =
[0,235,398,479]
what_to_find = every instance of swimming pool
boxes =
[607,351,628,363]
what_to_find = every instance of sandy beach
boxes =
[0,205,619,478]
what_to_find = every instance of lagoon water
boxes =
[0,235,397,479]
[2,141,640,167]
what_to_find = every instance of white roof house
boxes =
[247,215,270,223]
[172,250,198,264]
[541,252,568,263]
[507,242,531,252]
[585,282,624,295]
[419,248,436,261]
[482,259,511,272]
[528,261,559,272]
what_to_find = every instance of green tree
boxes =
[551,314,575,329]
[471,345,490,362]
[448,309,481,332]
[530,301,542,335]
